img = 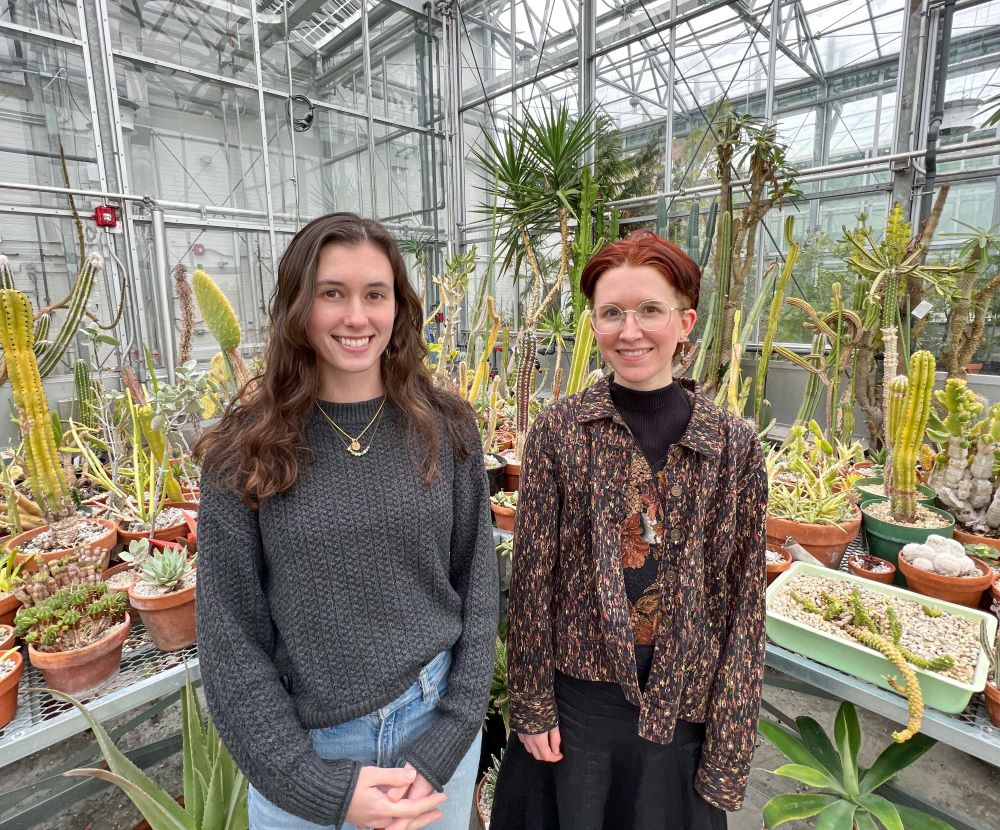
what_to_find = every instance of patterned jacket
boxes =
[507,376,768,811]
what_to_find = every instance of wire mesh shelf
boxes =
[0,616,199,767]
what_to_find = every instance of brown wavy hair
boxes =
[195,213,472,507]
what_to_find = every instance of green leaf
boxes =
[855,794,903,830]
[814,799,858,830]
[763,793,839,827]
[771,764,847,793]
[202,757,225,830]
[858,733,936,794]
[894,805,958,830]
[63,768,192,830]
[46,688,190,826]
[223,774,249,830]
[758,719,829,770]
[796,716,843,780]
[855,812,879,830]
[96,334,120,346]
[834,702,861,795]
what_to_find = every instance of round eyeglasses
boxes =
[589,300,687,334]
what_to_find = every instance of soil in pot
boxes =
[118,504,197,545]
[128,570,197,652]
[765,508,861,569]
[0,650,24,730]
[986,682,1000,728]
[846,553,896,585]
[765,546,792,586]
[897,555,993,607]
[853,477,935,507]
[860,498,955,586]
[28,615,131,694]
[8,519,118,573]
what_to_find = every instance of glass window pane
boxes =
[0,0,79,39]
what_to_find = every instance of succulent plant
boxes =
[13,582,126,651]
[118,538,152,569]
[0,548,24,595]
[981,619,1000,686]
[139,547,194,593]
[11,546,106,607]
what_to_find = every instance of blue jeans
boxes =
[248,650,482,830]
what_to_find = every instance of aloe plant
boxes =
[58,678,248,830]
[759,702,954,829]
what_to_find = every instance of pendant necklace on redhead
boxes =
[316,397,386,456]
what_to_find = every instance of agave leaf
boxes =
[758,719,829,771]
[834,702,861,795]
[795,716,843,780]
[63,768,192,830]
[814,799,857,830]
[202,755,226,830]
[46,688,189,825]
[762,793,839,827]
[771,763,846,793]
[858,733,936,794]
[855,793,904,830]
[893,804,958,829]
[223,772,249,830]
[183,681,211,824]
[855,812,879,830]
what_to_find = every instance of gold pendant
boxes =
[349,439,361,452]
[347,443,369,457]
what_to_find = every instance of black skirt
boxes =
[491,651,727,830]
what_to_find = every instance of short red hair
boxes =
[580,230,701,311]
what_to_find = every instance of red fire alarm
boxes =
[92,205,118,227]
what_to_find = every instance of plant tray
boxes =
[766,562,997,714]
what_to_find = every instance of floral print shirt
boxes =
[507,377,768,811]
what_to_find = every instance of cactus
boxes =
[887,350,936,522]
[565,310,596,396]
[0,289,74,521]
[73,359,99,429]
[468,296,500,406]
[173,263,196,365]
[513,330,537,461]
[192,269,241,353]
[13,581,126,652]
[702,210,732,390]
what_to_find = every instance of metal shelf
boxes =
[0,617,199,768]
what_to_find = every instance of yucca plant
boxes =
[758,702,954,829]
[58,677,248,830]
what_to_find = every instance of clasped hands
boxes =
[345,763,446,830]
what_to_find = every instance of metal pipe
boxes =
[361,0,379,216]
[663,0,677,194]
[920,0,956,224]
[148,203,176,384]
[249,2,278,274]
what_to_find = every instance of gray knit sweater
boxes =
[196,397,498,827]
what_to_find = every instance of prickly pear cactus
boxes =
[192,269,241,353]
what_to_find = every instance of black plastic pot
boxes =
[485,453,507,496]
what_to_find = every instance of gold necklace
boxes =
[316,398,386,457]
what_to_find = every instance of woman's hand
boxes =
[383,763,438,830]
[518,726,563,762]
[344,766,446,829]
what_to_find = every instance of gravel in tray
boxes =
[19,521,108,554]
[770,573,980,685]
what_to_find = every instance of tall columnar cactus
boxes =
[888,350,936,522]
[702,210,732,390]
[468,296,500,407]
[73,359,99,429]
[0,289,74,521]
[173,263,196,365]
[513,331,537,461]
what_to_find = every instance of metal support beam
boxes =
[891,0,930,214]
[147,202,176,383]
[579,0,597,160]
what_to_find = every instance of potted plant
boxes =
[926,379,1000,553]
[476,752,503,829]
[854,476,936,507]
[127,545,197,651]
[0,646,23,730]
[861,351,956,581]
[980,619,1000,728]
[758,701,956,829]
[765,545,793,585]
[846,552,897,585]
[55,677,247,830]
[0,549,24,626]
[0,289,118,568]
[765,427,861,568]
[13,580,129,694]
[490,491,518,533]
[897,535,993,607]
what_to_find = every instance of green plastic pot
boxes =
[859,497,956,586]
[854,477,935,507]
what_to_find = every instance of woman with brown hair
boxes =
[491,230,768,830]
[195,213,498,830]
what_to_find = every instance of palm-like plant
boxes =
[759,702,954,829]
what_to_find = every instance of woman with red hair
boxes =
[492,230,768,829]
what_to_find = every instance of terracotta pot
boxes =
[117,502,198,545]
[0,650,24,730]
[475,771,490,828]
[102,562,139,614]
[0,624,13,653]
[847,553,897,585]
[503,460,521,492]
[490,499,517,533]
[954,527,1000,554]
[985,681,1000,728]
[27,614,131,694]
[493,431,515,454]
[766,545,793,586]
[128,580,196,652]
[0,592,20,628]
[9,519,118,573]
[765,508,862,570]
[992,577,1000,606]
[897,556,993,607]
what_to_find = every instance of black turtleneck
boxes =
[609,379,692,473]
